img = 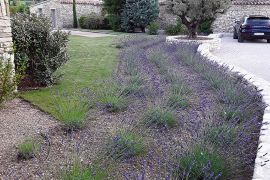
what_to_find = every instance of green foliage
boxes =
[107,14,121,31]
[53,91,89,130]
[10,1,29,16]
[108,132,146,160]
[167,93,188,109]
[61,161,106,180]
[198,20,213,34]
[165,22,184,36]
[11,14,69,86]
[206,124,237,146]
[79,13,105,29]
[103,0,125,31]
[121,75,144,96]
[121,0,159,32]
[97,80,128,113]
[167,0,230,38]
[176,145,228,179]
[143,106,176,128]
[147,22,159,35]
[78,16,87,29]
[17,139,39,160]
[0,60,21,105]
[73,0,78,28]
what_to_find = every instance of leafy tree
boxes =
[121,0,159,32]
[73,0,78,28]
[103,0,125,31]
[167,0,230,38]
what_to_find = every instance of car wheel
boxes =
[233,29,238,39]
[238,34,244,43]
[267,39,270,43]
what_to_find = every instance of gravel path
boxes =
[0,99,59,172]
[212,36,270,82]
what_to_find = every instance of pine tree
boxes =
[73,0,78,28]
[121,0,159,32]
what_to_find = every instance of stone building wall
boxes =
[30,0,102,29]
[60,3,102,28]
[0,0,14,67]
[30,0,63,28]
[212,5,270,33]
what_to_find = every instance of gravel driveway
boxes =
[212,36,270,83]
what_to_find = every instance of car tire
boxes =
[267,39,270,43]
[238,34,244,43]
[233,29,238,39]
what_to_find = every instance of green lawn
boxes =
[20,35,119,118]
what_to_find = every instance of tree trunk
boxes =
[187,24,198,39]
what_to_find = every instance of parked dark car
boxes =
[233,15,270,43]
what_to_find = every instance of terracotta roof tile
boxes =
[233,0,270,5]
[60,0,102,5]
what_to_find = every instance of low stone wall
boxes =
[166,35,222,52]
[213,5,270,33]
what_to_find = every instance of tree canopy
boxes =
[168,0,231,38]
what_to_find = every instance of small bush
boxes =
[61,161,106,180]
[165,22,183,36]
[206,124,237,146]
[167,94,188,109]
[54,92,89,130]
[79,13,104,29]
[175,145,228,179]
[108,132,146,160]
[147,22,159,35]
[121,75,144,96]
[78,16,87,29]
[198,20,213,35]
[100,94,128,113]
[17,139,39,160]
[143,106,176,128]
[11,14,69,86]
[0,60,20,105]
[107,14,121,31]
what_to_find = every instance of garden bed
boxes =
[0,35,265,179]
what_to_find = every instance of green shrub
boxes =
[54,92,89,130]
[78,16,87,29]
[107,14,121,31]
[206,124,237,146]
[61,161,106,180]
[147,22,159,35]
[167,93,188,109]
[121,75,144,96]
[0,59,21,105]
[165,22,183,36]
[11,14,69,86]
[143,106,176,128]
[100,94,128,113]
[108,132,146,160]
[121,0,159,32]
[79,13,104,29]
[17,139,39,160]
[175,145,228,179]
[198,20,213,34]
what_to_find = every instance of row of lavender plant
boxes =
[175,43,266,178]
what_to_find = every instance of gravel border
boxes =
[196,34,270,180]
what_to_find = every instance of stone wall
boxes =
[0,0,14,67]
[60,3,102,28]
[30,0,63,28]
[30,0,102,29]
[212,5,270,33]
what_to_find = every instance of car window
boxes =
[246,18,270,25]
